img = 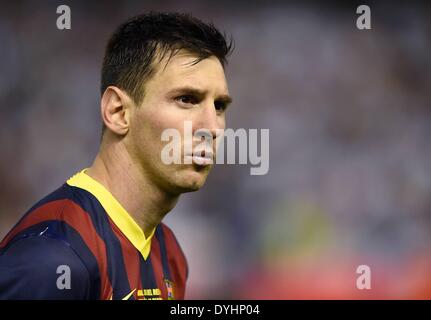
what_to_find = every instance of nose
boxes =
[193,100,224,140]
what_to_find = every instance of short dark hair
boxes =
[101,12,233,106]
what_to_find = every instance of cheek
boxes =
[150,114,186,137]
[136,109,188,152]
[142,99,185,130]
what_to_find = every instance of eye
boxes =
[176,95,199,105]
[214,100,228,112]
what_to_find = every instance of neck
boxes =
[86,139,179,238]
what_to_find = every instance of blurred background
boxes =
[1,0,431,299]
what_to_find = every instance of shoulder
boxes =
[1,183,92,249]
[0,234,91,299]
[0,184,105,299]
[1,183,103,263]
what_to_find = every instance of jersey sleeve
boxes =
[0,235,91,299]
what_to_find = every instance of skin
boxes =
[86,50,232,237]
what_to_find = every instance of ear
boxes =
[100,86,133,136]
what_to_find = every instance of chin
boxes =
[174,168,209,193]
[182,175,207,192]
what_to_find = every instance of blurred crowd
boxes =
[1,0,430,298]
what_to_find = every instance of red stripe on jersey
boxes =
[107,217,142,297]
[150,236,168,299]
[0,199,112,299]
[162,224,188,300]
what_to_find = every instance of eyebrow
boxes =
[168,86,233,105]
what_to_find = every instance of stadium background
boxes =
[1,0,430,299]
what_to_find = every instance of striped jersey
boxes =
[0,170,188,300]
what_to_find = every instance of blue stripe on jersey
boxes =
[156,224,172,282]
[139,254,158,294]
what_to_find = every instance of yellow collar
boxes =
[66,169,155,260]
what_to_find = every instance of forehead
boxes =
[147,51,229,94]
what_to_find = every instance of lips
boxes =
[186,148,214,166]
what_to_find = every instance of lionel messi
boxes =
[0,12,233,300]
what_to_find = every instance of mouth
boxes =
[185,149,214,166]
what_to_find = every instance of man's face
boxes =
[125,51,231,195]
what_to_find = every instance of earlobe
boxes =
[100,86,130,136]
